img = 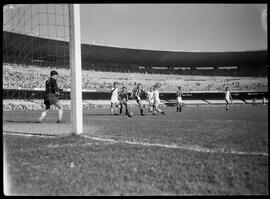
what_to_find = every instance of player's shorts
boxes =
[153,99,160,107]
[119,99,127,104]
[177,97,183,103]
[44,93,59,110]
[111,98,119,105]
[148,99,154,105]
[225,98,230,103]
[135,96,141,103]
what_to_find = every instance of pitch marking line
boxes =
[46,143,94,148]
[3,131,268,157]
[3,131,58,138]
[81,135,268,157]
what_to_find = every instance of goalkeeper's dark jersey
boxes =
[45,78,59,94]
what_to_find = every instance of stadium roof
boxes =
[3,31,268,67]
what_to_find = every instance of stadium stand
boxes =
[3,64,268,92]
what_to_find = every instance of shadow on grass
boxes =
[83,114,111,116]
[5,120,40,123]
[4,120,66,124]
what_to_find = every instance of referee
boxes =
[38,70,64,123]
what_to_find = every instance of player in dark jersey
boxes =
[131,83,145,116]
[118,86,129,115]
[38,70,64,123]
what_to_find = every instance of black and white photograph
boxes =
[3,3,268,195]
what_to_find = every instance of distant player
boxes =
[118,86,129,115]
[38,70,63,123]
[131,83,145,116]
[110,82,120,115]
[252,98,257,105]
[146,87,154,112]
[176,86,183,112]
[225,87,233,111]
[151,84,165,115]
[263,96,266,105]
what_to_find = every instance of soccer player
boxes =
[110,82,120,115]
[151,84,165,115]
[38,70,63,123]
[263,96,266,105]
[225,87,233,111]
[146,87,154,112]
[131,83,145,116]
[176,86,183,112]
[118,86,129,115]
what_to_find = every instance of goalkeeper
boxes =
[38,70,63,123]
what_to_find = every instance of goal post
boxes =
[69,4,83,135]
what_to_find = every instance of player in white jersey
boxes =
[146,87,154,112]
[225,87,233,111]
[110,82,120,115]
[151,84,165,115]
[176,86,183,112]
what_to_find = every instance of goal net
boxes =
[3,4,83,135]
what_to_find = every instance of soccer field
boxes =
[3,105,268,195]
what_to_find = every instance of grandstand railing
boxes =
[3,88,268,101]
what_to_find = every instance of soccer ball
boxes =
[127,111,134,117]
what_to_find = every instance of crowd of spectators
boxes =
[3,64,268,92]
[3,99,163,111]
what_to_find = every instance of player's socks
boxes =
[38,111,47,122]
[56,119,63,123]
[59,108,63,121]
[140,109,145,116]
[120,108,122,115]
[176,107,179,112]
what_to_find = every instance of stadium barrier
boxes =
[2,88,268,110]
[2,100,159,111]
[3,88,267,101]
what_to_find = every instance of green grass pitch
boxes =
[3,105,268,195]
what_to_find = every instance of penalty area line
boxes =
[81,135,268,157]
[4,131,268,157]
